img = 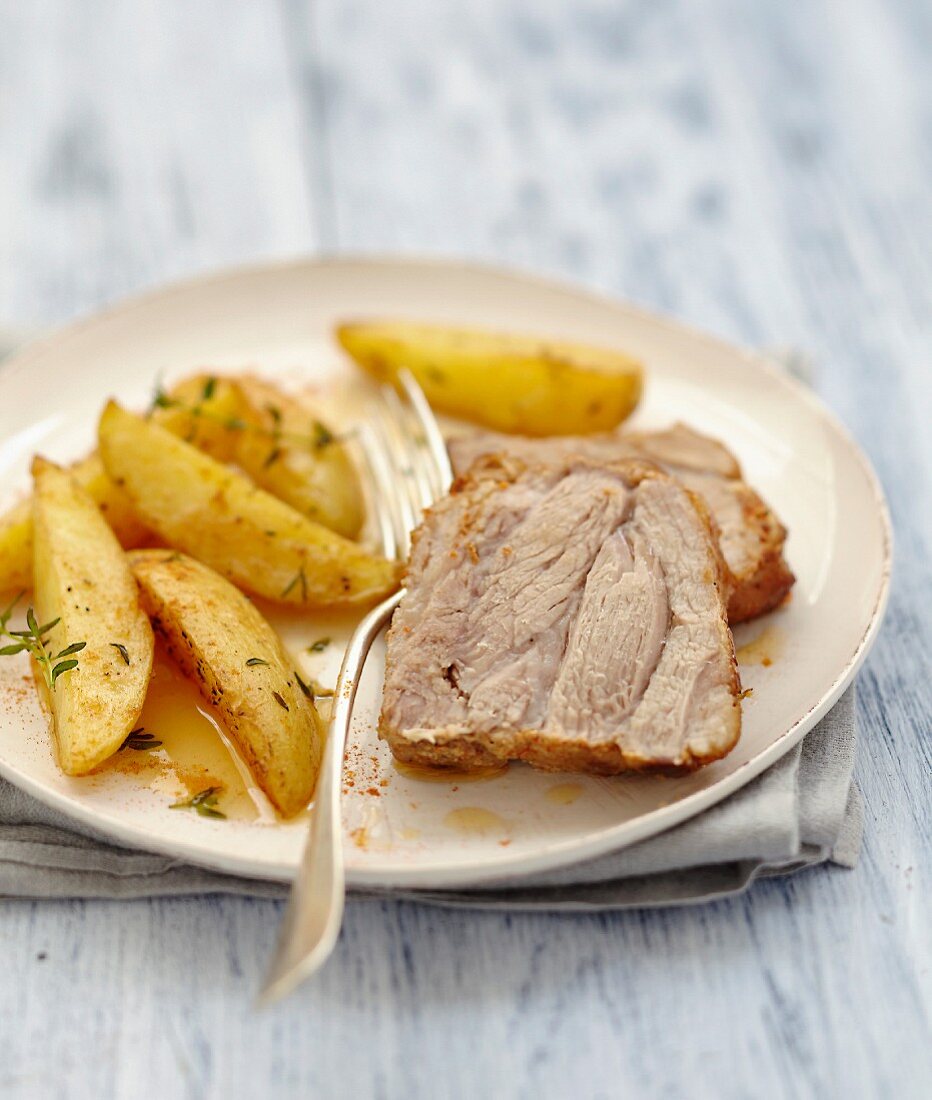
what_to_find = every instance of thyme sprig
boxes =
[0,592,84,691]
[170,786,226,819]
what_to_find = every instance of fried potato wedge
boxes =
[152,372,247,461]
[31,459,154,775]
[336,319,644,437]
[0,500,34,594]
[232,376,364,539]
[98,402,399,607]
[0,454,148,595]
[129,550,323,817]
[0,374,245,594]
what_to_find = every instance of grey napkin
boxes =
[0,690,861,906]
[0,329,860,908]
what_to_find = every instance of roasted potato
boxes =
[151,372,246,461]
[130,550,323,817]
[31,459,154,775]
[232,375,364,539]
[0,499,34,594]
[0,374,245,594]
[0,454,148,595]
[98,402,399,607]
[336,319,644,437]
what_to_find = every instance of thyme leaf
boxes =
[110,642,130,665]
[281,566,308,602]
[272,691,289,711]
[307,637,330,653]
[170,786,226,819]
[51,659,79,685]
[245,657,269,667]
[120,728,163,751]
[312,420,334,449]
[294,671,313,701]
[151,381,176,411]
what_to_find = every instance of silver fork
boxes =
[259,369,452,1004]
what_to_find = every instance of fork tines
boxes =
[355,369,452,560]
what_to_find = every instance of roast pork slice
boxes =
[380,456,741,774]
[447,423,794,623]
[614,423,741,479]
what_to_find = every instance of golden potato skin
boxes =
[98,402,399,608]
[232,375,364,539]
[32,459,154,775]
[337,320,644,437]
[129,550,323,817]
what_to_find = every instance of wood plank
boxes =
[0,0,317,327]
[0,0,929,1097]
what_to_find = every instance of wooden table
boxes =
[0,2,929,1096]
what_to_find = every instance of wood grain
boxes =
[0,1,929,1097]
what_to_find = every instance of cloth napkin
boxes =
[0,690,861,906]
[0,328,860,908]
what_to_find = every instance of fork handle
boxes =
[259,589,404,1004]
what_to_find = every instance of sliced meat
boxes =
[612,423,742,479]
[447,421,739,479]
[380,456,741,774]
[672,470,794,624]
[447,422,794,622]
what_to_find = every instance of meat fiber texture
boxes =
[380,456,741,774]
[448,423,795,623]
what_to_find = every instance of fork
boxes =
[259,369,452,1004]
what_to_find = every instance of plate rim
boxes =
[0,254,893,889]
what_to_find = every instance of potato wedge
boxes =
[0,498,44,596]
[336,319,644,437]
[0,374,245,594]
[129,550,323,817]
[31,459,154,775]
[98,402,399,607]
[151,372,247,461]
[232,375,364,539]
[0,454,148,595]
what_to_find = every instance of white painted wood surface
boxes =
[0,1,929,1096]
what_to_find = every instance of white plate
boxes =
[0,258,891,888]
